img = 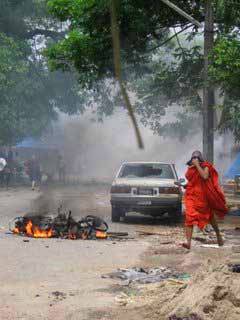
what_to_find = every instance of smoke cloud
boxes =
[51,110,206,182]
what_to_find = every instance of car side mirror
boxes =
[174,178,185,186]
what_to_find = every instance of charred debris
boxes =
[9,207,128,240]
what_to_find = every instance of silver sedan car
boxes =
[110,162,184,222]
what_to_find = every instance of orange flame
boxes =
[13,220,53,238]
[13,227,20,234]
[25,220,53,238]
[68,233,77,240]
[95,230,107,239]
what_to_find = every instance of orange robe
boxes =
[184,161,228,229]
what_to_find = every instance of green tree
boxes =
[210,36,240,141]
[0,0,84,145]
[46,0,202,85]
[45,0,240,145]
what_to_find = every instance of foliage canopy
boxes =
[0,0,83,145]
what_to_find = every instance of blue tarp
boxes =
[16,137,59,150]
[225,152,240,179]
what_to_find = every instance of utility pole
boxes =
[160,0,215,162]
[203,0,214,162]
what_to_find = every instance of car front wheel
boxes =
[111,206,122,222]
[169,205,182,222]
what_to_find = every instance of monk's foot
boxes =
[217,236,224,247]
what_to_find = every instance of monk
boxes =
[182,150,228,249]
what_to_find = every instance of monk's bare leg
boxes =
[182,226,193,249]
[210,215,224,246]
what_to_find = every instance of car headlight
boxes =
[111,185,131,193]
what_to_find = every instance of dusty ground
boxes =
[0,184,240,320]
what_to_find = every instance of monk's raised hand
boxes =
[192,158,200,166]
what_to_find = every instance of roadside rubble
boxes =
[229,263,240,272]
[108,220,240,319]
[142,263,240,320]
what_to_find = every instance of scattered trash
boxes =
[167,279,186,285]
[232,246,240,253]
[178,273,191,281]
[51,291,66,301]
[115,292,130,306]
[229,209,240,216]
[169,314,202,320]
[102,267,190,285]
[229,263,240,273]
[200,244,221,248]
[69,292,75,297]
[193,236,218,244]
[160,241,174,245]
[137,230,182,237]
[203,225,214,233]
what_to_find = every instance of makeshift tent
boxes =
[15,137,60,178]
[225,153,240,179]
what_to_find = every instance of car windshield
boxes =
[119,164,175,179]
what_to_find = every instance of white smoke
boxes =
[50,110,207,182]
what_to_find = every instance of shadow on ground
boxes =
[120,213,183,227]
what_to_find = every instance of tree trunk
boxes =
[203,0,214,162]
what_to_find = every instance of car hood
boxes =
[113,178,176,187]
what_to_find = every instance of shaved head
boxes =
[191,150,204,162]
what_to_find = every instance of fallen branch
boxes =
[160,0,201,28]
[110,0,144,149]
[167,278,186,285]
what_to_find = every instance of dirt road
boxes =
[0,184,152,320]
[0,184,239,320]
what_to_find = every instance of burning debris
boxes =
[10,208,109,240]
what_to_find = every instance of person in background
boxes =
[58,154,66,183]
[0,147,6,186]
[28,155,41,190]
[182,150,228,249]
[7,147,13,164]
[3,163,12,189]
[6,147,14,186]
[0,147,7,186]
[0,146,6,159]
